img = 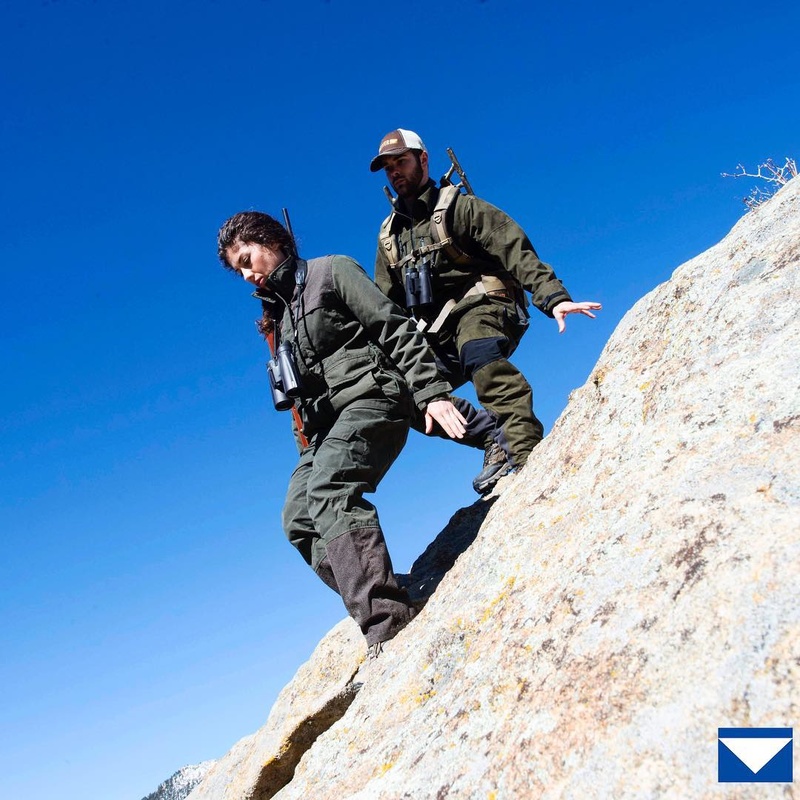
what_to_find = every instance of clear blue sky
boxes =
[1,1,797,798]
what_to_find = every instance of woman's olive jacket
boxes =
[257,254,451,438]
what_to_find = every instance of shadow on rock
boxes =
[250,683,360,800]
[399,497,497,605]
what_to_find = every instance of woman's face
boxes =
[225,241,286,288]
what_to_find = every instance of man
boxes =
[217,210,468,657]
[369,129,601,474]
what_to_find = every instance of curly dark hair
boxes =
[217,211,293,271]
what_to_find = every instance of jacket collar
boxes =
[397,179,439,220]
[252,255,298,305]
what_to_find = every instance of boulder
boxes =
[189,177,800,799]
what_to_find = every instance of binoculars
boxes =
[404,259,434,309]
[268,341,303,411]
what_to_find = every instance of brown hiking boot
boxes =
[472,441,513,494]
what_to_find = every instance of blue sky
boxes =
[1,1,797,798]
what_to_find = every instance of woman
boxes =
[217,211,466,655]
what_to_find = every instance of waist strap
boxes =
[416,274,512,334]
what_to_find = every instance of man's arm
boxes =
[332,256,453,411]
[457,194,572,316]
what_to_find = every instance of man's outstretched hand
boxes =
[552,301,602,333]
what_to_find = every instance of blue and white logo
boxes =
[718,727,793,783]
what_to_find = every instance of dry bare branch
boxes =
[722,156,798,212]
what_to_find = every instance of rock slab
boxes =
[185,619,363,800]
[190,179,800,800]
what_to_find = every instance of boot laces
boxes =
[483,441,507,469]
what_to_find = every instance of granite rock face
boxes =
[185,619,363,800]
[188,178,800,800]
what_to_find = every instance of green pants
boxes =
[282,400,415,645]
[429,296,543,466]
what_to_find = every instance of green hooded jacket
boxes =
[375,180,572,321]
[257,253,452,437]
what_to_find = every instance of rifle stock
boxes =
[441,147,475,195]
[265,325,309,449]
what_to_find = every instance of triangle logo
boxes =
[719,737,792,774]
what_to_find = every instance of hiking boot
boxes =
[472,441,513,494]
[349,640,386,692]
[367,641,384,660]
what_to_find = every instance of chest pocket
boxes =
[287,285,353,370]
[321,347,386,413]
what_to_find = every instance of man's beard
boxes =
[391,161,424,200]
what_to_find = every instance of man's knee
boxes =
[459,336,510,380]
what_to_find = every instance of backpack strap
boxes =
[382,187,524,331]
[380,185,467,272]
[378,211,401,269]
[429,185,473,265]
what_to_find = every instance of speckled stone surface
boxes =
[192,178,800,800]
[185,618,363,800]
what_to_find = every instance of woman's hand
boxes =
[424,398,468,439]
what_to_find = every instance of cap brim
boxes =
[369,147,411,172]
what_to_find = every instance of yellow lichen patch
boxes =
[397,686,438,708]
[271,739,291,760]
[480,577,517,625]
[373,761,395,777]
[419,688,437,704]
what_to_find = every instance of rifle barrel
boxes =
[282,208,299,258]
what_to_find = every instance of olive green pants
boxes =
[429,296,543,466]
[282,400,415,645]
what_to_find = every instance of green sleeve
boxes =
[333,256,451,410]
[458,195,572,316]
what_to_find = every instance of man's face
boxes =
[383,150,428,200]
[225,241,286,288]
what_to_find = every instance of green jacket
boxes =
[375,180,572,320]
[257,254,452,437]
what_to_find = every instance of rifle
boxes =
[261,209,309,448]
[440,147,475,195]
[383,146,475,208]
